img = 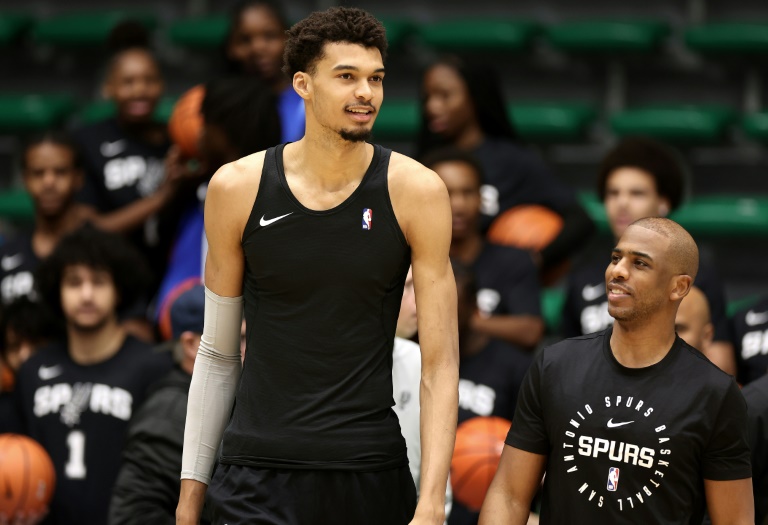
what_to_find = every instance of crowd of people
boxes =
[0,2,766,525]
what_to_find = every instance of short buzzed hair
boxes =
[630,217,699,280]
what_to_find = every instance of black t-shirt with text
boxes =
[0,235,39,305]
[732,296,768,385]
[472,242,541,319]
[507,328,751,524]
[561,255,730,343]
[14,336,172,525]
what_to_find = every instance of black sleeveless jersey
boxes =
[220,143,411,471]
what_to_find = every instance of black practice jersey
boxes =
[472,243,540,319]
[732,296,768,385]
[14,336,172,525]
[221,143,411,471]
[507,328,751,524]
[473,138,578,231]
[742,374,768,524]
[0,235,39,305]
[561,255,730,343]
[458,339,532,425]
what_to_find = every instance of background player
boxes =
[177,7,458,525]
[480,218,753,524]
[14,226,172,525]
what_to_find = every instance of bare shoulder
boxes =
[388,151,447,202]
[206,150,267,232]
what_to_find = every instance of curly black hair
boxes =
[597,137,687,212]
[0,297,58,359]
[21,130,83,171]
[282,7,387,77]
[35,225,152,320]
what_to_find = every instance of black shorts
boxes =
[207,463,417,525]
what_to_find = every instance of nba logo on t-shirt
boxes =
[607,467,620,491]
[362,208,372,230]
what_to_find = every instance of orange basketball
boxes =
[0,434,55,516]
[168,85,206,158]
[487,204,563,251]
[451,416,511,511]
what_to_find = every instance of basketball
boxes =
[487,204,563,251]
[451,416,511,511]
[0,434,55,516]
[168,84,206,158]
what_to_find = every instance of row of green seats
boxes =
[3,10,768,55]
[4,93,768,144]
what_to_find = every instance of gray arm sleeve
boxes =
[180,287,243,484]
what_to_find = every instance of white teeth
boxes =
[348,109,370,114]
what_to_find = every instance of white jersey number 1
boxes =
[65,430,86,479]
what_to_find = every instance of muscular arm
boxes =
[393,159,459,524]
[176,158,258,524]
[479,446,546,525]
[705,478,754,524]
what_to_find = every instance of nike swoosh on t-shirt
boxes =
[582,283,606,302]
[260,213,293,227]
[746,310,768,327]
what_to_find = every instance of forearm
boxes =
[417,362,459,519]
[471,314,544,349]
[89,187,171,234]
[539,203,594,268]
[478,487,531,525]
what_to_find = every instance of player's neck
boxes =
[449,234,484,265]
[67,320,126,366]
[288,134,373,189]
[610,318,677,368]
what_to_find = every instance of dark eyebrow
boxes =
[612,248,654,261]
[332,65,386,74]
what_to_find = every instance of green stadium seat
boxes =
[33,11,156,46]
[379,17,415,49]
[0,94,75,132]
[546,20,669,53]
[418,19,539,52]
[742,112,768,141]
[77,97,178,126]
[168,14,229,49]
[373,99,419,140]
[610,106,735,143]
[507,103,596,141]
[685,23,768,54]
[0,13,33,46]
[0,188,34,223]
[578,192,768,238]
[541,287,566,334]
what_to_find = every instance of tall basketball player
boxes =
[177,7,458,525]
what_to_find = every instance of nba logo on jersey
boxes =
[607,467,620,491]
[362,208,372,230]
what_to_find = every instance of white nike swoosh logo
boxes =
[259,213,293,227]
[582,283,605,301]
[100,139,127,157]
[746,310,768,327]
[38,365,63,381]
[607,418,634,428]
[1,253,23,272]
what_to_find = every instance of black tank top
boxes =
[220,143,411,471]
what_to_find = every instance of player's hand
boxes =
[164,145,207,186]
[0,508,48,525]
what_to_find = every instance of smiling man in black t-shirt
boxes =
[480,217,753,525]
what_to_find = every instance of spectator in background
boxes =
[225,0,305,142]
[155,76,281,338]
[561,137,735,375]
[417,56,594,274]
[675,286,714,353]
[449,260,532,525]
[109,285,207,525]
[72,22,184,288]
[742,374,768,524]
[732,295,768,385]
[423,148,543,350]
[0,297,57,433]
[14,226,172,525]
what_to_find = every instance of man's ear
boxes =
[293,72,311,100]
[670,274,693,302]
